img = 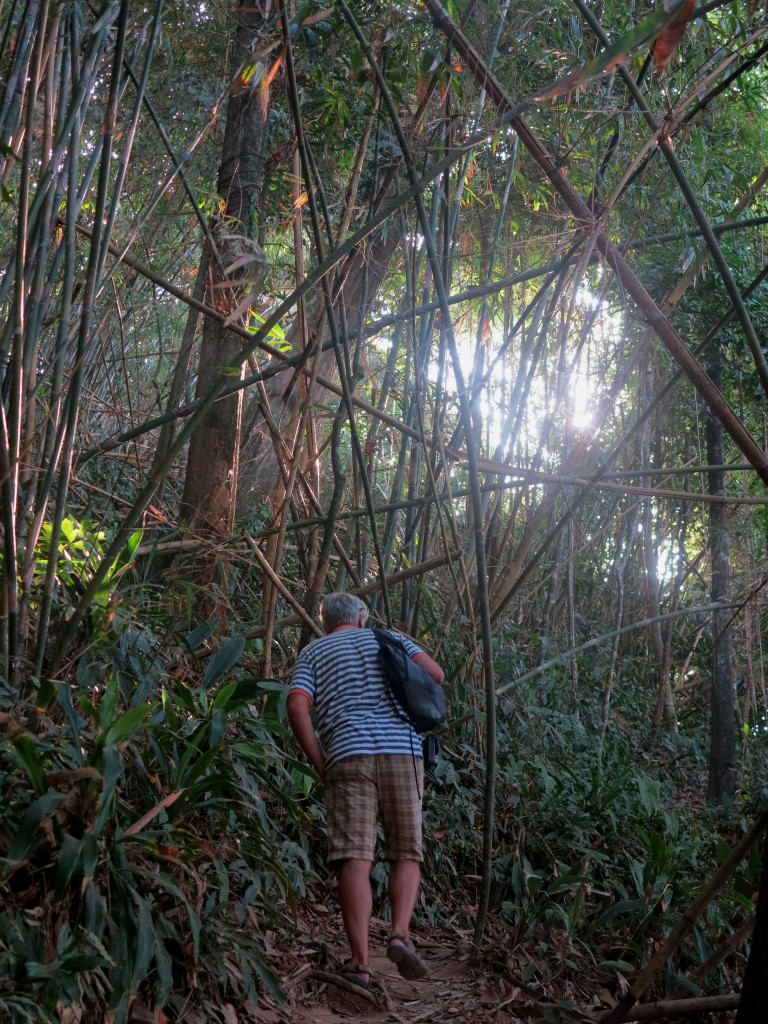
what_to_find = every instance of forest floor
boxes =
[261,923,537,1024]
[257,899,609,1024]
[256,897,741,1024]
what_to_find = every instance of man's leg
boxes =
[325,757,377,980]
[386,857,428,978]
[388,858,421,944]
[338,858,373,975]
[378,755,429,979]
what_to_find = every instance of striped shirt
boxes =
[289,627,424,769]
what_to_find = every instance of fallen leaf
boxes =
[123,790,183,837]
[480,987,499,1006]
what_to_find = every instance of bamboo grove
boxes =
[2,0,768,1020]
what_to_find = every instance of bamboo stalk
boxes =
[241,549,464,641]
[244,533,322,639]
[587,993,739,1022]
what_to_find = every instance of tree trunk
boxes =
[180,0,270,615]
[706,358,737,803]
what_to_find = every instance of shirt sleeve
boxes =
[392,631,424,659]
[289,647,316,703]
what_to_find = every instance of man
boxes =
[287,592,445,990]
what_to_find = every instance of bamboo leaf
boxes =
[82,831,99,879]
[211,680,238,709]
[533,1,690,101]
[113,528,143,571]
[653,0,696,75]
[178,746,219,791]
[176,723,212,779]
[185,622,216,649]
[84,880,106,939]
[215,677,271,710]
[175,681,197,713]
[54,682,84,759]
[161,686,178,729]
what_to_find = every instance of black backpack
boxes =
[372,629,447,734]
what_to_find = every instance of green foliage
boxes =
[31,517,142,637]
[417,672,758,993]
[2,0,768,1013]
[0,607,307,1022]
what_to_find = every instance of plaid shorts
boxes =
[325,755,424,866]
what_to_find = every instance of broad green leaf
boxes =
[11,733,47,795]
[176,722,212,779]
[210,706,227,747]
[174,681,197,713]
[84,879,106,939]
[102,704,155,746]
[161,686,178,729]
[203,635,245,690]
[599,898,645,922]
[82,831,99,878]
[637,775,661,816]
[598,960,635,973]
[185,622,216,649]
[211,680,238,710]
[7,792,64,862]
[55,681,83,757]
[55,834,84,900]
[131,892,157,989]
[93,745,122,837]
[154,927,174,1004]
[178,747,219,791]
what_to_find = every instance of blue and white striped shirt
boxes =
[289,627,424,769]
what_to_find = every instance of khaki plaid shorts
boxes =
[325,755,424,866]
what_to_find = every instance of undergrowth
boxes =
[0,605,313,1024]
[1,560,764,1020]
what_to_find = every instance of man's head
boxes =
[320,592,368,633]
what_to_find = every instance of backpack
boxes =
[372,629,447,734]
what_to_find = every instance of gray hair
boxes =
[320,592,368,631]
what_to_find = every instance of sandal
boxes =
[339,962,371,990]
[387,933,428,980]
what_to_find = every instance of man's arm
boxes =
[286,690,326,781]
[413,651,444,684]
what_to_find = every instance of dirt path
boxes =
[264,937,512,1024]
[258,908,740,1024]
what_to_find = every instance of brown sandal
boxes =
[339,962,372,990]
[387,933,428,980]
